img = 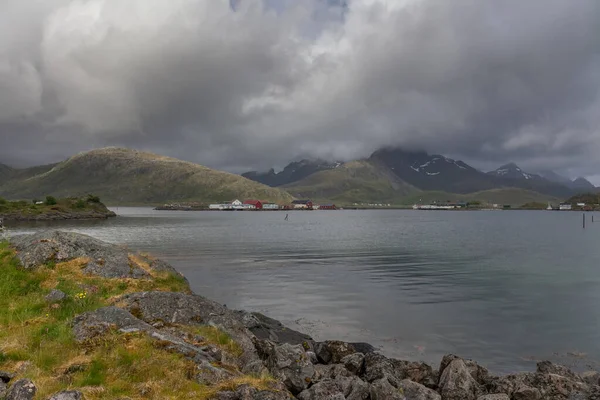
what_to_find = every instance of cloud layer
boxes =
[1,0,599,180]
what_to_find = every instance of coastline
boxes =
[0,231,598,400]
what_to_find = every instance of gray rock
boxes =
[363,352,400,384]
[362,352,436,388]
[477,395,510,400]
[46,391,84,400]
[438,359,482,400]
[297,379,345,400]
[342,353,365,375]
[1,381,7,399]
[45,289,66,303]
[513,384,542,400]
[315,341,360,364]
[0,370,15,383]
[370,378,405,400]
[581,371,600,386]
[537,361,581,382]
[72,306,219,367]
[263,342,315,395]
[238,311,313,346]
[398,379,441,400]
[440,354,490,386]
[10,231,149,278]
[119,291,260,370]
[487,373,536,397]
[5,379,36,400]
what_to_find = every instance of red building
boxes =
[318,204,336,210]
[243,200,263,210]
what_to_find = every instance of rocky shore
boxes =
[1,231,599,399]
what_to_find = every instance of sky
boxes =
[0,0,599,181]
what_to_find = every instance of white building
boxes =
[577,203,586,207]
[263,203,279,210]
[559,203,572,211]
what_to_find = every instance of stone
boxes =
[315,341,364,364]
[440,354,490,386]
[1,381,7,399]
[487,373,536,397]
[477,395,510,400]
[297,379,345,400]
[238,311,313,346]
[262,342,315,395]
[513,384,542,400]
[581,371,600,386]
[45,289,67,303]
[119,291,260,370]
[342,353,365,375]
[363,352,400,384]
[438,359,482,400]
[398,379,441,400]
[0,370,15,383]
[5,379,36,400]
[72,306,220,367]
[10,231,149,278]
[46,391,84,400]
[370,378,405,400]
[536,361,581,382]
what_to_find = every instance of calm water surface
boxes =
[7,208,600,373]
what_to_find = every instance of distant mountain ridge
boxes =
[242,159,342,187]
[0,148,293,204]
[247,147,593,202]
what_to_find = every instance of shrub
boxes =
[75,199,86,209]
[45,196,57,206]
[87,194,101,203]
[0,197,6,205]
[32,199,40,205]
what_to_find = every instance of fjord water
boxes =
[9,208,600,373]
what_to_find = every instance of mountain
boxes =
[539,170,573,186]
[243,159,342,187]
[369,148,499,193]
[0,163,12,185]
[0,148,293,205]
[570,177,596,191]
[283,160,417,203]
[488,163,542,181]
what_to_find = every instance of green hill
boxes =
[283,160,417,204]
[400,188,559,206]
[0,148,293,205]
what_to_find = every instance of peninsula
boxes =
[0,231,597,400]
[0,195,116,222]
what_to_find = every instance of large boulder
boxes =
[10,231,151,278]
[363,353,436,388]
[512,384,542,400]
[398,379,441,400]
[440,354,490,386]
[315,341,371,365]
[46,391,84,400]
[213,384,291,400]
[342,353,365,375]
[297,379,346,400]
[118,291,260,370]
[72,306,221,369]
[477,395,510,400]
[260,342,315,395]
[438,359,483,400]
[370,378,405,400]
[238,311,313,346]
[5,379,36,400]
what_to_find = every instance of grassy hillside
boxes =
[400,188,559,206]
[0,163,12,185]
[0,148,293,205]
[283,160,417,204]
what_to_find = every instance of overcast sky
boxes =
[1,0,599,181]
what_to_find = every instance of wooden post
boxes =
[593,214,595,223]
[583,213,586,229]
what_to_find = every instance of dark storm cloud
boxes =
[0,0,599,181]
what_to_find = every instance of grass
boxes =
[0,241,276,399]
[0,147,293,205]
[0,196,113,218]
